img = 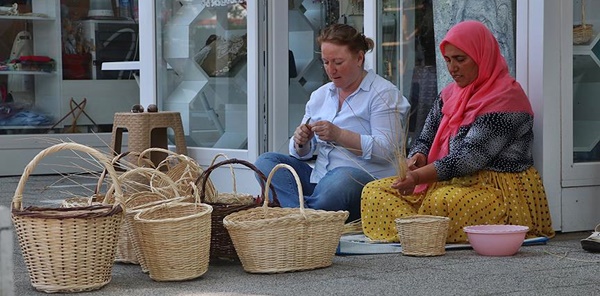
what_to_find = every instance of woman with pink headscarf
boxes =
[361,20,555,243]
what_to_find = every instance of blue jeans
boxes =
[254,152,375,222]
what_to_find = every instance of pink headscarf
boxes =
[427,20,533,165]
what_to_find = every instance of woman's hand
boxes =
[407,153,427,170]
[391,171,419,195]
[311,120,342,142]
[293,122,314,147]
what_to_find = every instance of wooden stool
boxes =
[111,111,187,167]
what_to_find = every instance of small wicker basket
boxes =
[134,200,213,281]
[109,167,183,265]
[573,25,594,45]
[395,215,450,257]
[223,163,348,273]
[125,190,191,273]
[573,0,594,45]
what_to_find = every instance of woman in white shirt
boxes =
[255,24,410,221]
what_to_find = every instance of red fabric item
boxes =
[0,84,6,103]
[19,56,52,62]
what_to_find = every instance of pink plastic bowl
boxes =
[463,225,529,256]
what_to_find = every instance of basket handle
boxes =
[582,0,587,26]
[137,147,187,168]
[11,142,123,211]
[195,158,278,205]
[264,163,305,216]
[95,150,137,196]
[208,153,237,196]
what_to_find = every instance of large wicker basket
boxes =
[223,163,348,273]
[134,200,213,281]
[11,142,124,293]
[395,215,450,257]
[196,158,278,260]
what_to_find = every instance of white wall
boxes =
[520,0,563,231]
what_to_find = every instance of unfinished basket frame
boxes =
[138,147,207,197]
[223,163,349,273]
[11,142,125,293]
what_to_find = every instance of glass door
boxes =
[376,0,436,146]
[562,0,600,186]
[267,0,363,153]
[375,0,517,148]
[151,0,260,163]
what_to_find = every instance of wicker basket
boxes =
[223,163,349,273]
[395,215,450,257]
[573,24,594,45]
[134,200,213,281]
[11,142,124,293]
[573,0,594,45]
[196,158,278,260]
[125,190,189,273]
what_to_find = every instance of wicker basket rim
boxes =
[134,202,212,223]
[223,207,348,227]
[127,195,188,211]
[12,204,123,219]
[395,215,449,223]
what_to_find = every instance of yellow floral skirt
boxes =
[360,167,555,243]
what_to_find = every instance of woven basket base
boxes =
[395,215,450,257]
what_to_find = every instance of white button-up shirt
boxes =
[289,69,411,183]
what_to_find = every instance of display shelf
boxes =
[0,125,53,129]
[0,15,54,21]
[0,1,61,130]
[0,70,55,75]
[101,61,140,71]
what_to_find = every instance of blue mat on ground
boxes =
[336,234,550,255]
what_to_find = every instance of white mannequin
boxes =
[7,31,34,105]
